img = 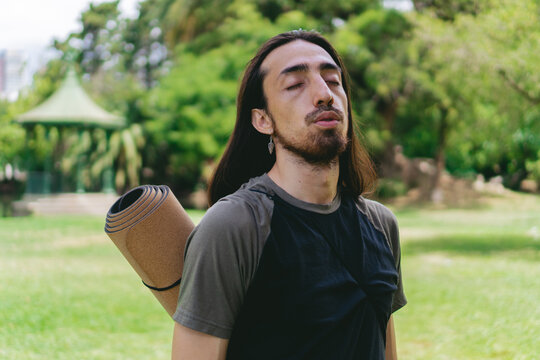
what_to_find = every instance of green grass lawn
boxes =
[1,194,538,359]
[392,192,540,360]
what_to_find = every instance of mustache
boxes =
[305,105,345,124]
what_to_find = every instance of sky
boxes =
[0,0,139,50]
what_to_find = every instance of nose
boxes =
[313,77,334,107]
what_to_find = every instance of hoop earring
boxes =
[268,136,274,155]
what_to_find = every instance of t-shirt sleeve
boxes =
[172,196,262,339]
[384,210,407,313]
[360,199,407,313]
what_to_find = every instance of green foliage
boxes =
[375,178,408,198]
[144,46,240,189]
[161,0,237,46]
[142,3,323,191]
[75,1,122,74]
[333,8,416,167]
[53,125,145,193]
[123,0,170,88]
[526,154,540,184]
[437,0,540,187]
[5,0,540,195]
[254,0,380,24]
[411,0,491,21]
[180,2,277,54]
[338,0,540,190]
[0,100,25,170]
[3,61,66,176]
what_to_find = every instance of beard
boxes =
[271,106,349,166]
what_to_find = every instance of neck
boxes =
[268,152,340,205]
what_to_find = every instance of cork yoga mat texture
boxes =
[104,185,194,316]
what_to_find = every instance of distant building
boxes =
[0,47,58,101]
[0,49,29,100]
[0,50,6,94]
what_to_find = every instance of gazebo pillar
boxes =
[101,130,115,194]
[23,124,53,194]
[76,129,85,194]
[23,126,33,193]
[43,126,55,194]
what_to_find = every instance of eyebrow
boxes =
[278,62,341,78]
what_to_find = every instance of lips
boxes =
[315,111,340,122]
[312,110,342,127]
[305,107,345,127]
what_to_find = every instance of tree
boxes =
[72,0,122,75]
[142,3,321,193]
[123,0,170,88]
[411,0,492,21]
[332,8,413,172]
[0,101,25,177]
[255,0,380,25]
[441,0,540,188]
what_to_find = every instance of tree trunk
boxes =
[379,98,399,178]
[431,108,448,203]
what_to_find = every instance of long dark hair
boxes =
[208,30,376,205]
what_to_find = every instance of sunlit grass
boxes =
[392,192,540,360]
[1,195,539,359]
[0,215,177,359]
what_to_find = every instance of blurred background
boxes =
[1,0,539,209]
[0,1,539,359]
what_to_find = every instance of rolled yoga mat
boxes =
[104,185,195,316]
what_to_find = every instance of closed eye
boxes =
[326,80,340,86]
[286,83,303,90]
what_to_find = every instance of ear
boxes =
[251,108,273,135]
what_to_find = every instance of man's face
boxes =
[259,40,349,165]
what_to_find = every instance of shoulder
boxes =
[174,176,277,337]
[355,197,398,227]
[354,196,400,253]
[206,175,274,229]
[185,175,275,254]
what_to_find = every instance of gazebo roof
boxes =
[17,68,125,129]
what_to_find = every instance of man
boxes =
[171,30,406,360]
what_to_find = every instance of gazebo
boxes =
[17,68,125,194]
